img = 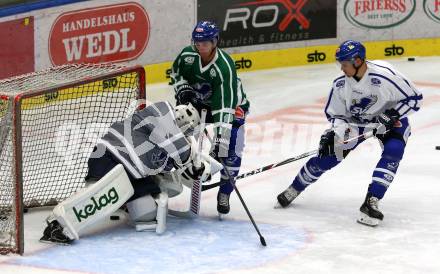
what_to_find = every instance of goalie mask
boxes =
[174,103,200,136]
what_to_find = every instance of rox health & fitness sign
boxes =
[49,2,150,65]
[198,0,337,48]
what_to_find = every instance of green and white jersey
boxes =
[170,45,249,145]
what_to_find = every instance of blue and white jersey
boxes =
[324,60,423,133]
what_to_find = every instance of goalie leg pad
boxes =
[154,173,183,198]
[128,192,169,234]
[126,194,158,223]
[52,164,134,240]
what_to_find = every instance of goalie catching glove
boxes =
[174,136,219,184]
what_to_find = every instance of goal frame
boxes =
[0,65,145,255]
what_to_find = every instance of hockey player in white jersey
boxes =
[40,101,221,244]
[276,40,423,226]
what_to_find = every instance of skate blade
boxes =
[39,238,72,246]
[218,213,225,220]
[274,202,283,209]
[357,212,380,227]
[274,202,292,209]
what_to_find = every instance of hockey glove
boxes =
[175,84,211,110]
[181,161,211,182]
[173,137,212,182]
[318,130,335,158]
[374,108,400,137]
[209,135,230,160]
[175,84,196,105]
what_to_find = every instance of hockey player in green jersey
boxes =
[170,21,250,217]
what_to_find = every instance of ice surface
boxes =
[1,57,439,274]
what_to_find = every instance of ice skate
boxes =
[217,192,230,219]
[40,220,73,245]
[275,185,300,208]
[357,193,384,227]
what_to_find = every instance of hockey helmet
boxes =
[335,40,366,63]
[174,103,200,136]
[192,21,220,42]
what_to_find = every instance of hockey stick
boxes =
[200,127,266,245]
[218,157,267,247]
[168,109,207,218]
[202,129,378,191]
[188,109,207,215]
[202,149,316,191]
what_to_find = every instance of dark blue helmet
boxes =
[335,40,366,62]
[192,21,219,42]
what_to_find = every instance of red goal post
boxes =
[0,63,145,254]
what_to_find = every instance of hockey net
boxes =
[0,64,145,254]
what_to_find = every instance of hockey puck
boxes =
[436,146,440,150]
[110,215,120,220]
[408,57,415,61]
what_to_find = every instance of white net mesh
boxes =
[0,64,144,254]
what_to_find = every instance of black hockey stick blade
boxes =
[260,236,267,246]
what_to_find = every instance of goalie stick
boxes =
[189,109,207,215]
[168,109,207,218]
[202,129,378,191]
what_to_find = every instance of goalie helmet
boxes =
[335,40,366,63]
[192,21,219,42]
[174,103,200,136]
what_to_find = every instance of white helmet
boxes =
[174,103,200,136]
